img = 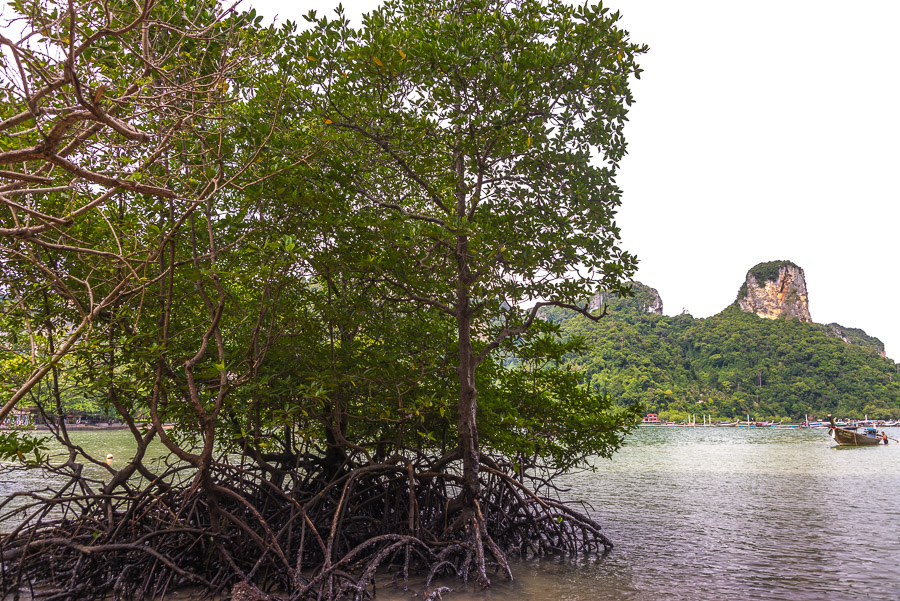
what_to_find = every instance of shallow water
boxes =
[391,426,900,600]
[509,427,900,600]
[3,426,900,599]
[0,429,171,521]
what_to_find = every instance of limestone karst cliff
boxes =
[736,260,812,322]
[588,282,663,315]
[732,261,886,355]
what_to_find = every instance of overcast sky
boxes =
[249,0,900,359]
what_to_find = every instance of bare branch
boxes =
[475,300,607,366]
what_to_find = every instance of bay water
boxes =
[453,426,900,600]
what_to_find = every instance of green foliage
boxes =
[0,0,287,431]
[747,260,799,286]
[255,0,648,469]
[1,0,645,481]
[286,0,645,304]
[553,301,900,421]
[0,431,48,465]
[479,321,642,470]
[819,323,885,354]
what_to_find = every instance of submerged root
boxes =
[0,453,612,600]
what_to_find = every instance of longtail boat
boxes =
[827,414,885,446]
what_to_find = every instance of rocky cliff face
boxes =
[826,323,887,357]
[736,261,811,322]
[644,287,664,315]
[589,282,663,315]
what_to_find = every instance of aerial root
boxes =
[0,455,612,600]
[423,586,453,601]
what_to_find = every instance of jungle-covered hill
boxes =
[543,284,900,422]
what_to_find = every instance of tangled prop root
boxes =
[0,454,612,600]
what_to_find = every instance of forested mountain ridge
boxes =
[544,276,900,422]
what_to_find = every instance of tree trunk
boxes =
[454,143,480,513]
[455,200,492,584]
[456,253,491,586]
[456,289,479,509]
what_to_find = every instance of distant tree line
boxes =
[545,287,900,422]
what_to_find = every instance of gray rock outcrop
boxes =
[588,282,663,315]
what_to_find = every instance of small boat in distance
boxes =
[827,414,886,446]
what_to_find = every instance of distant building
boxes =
[641,413,661,425]
[3,407,36,427]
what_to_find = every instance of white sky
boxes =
[250,0,900,360]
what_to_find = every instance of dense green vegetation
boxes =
[747,260,799,286]
[546,284,900,422]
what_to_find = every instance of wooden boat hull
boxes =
[826,414,884,446]
[830,427,882,446]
